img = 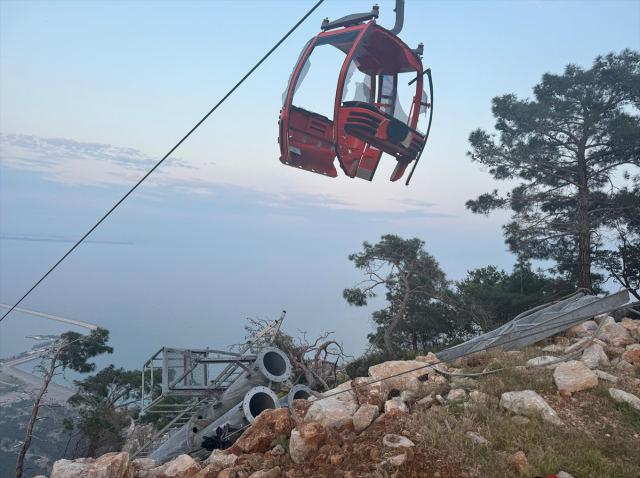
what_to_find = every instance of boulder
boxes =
[553,360,598,392]
[466,431,489,445]
[351,377,385,410]
[622,344,640,364]
[469,390,489,403]
[311,381,358,407]
[352,403,379,434]
[247,467,281,478]
[51,452,133,478]
[580,343,609,369]
[507,451,530,476]
[445,389,467,401]
[291,399,313,424]
[289,421,325,464]
[593,370,618,384]
[235,408,295,454]
[598,322,635,347]
[621,318,640,341]
[384,397,409,414]
[165,454,200,478]
[382,434,415,448]
[415,352,440,364]
[542,345,565,353]
[203,449,239,470]
[526,356,560,368]
[609,388,640,410]
[304,396,358,429]
[500,390,562,425]
[368,360,431,396]
[566,320,598,338]
[564,337,606,354]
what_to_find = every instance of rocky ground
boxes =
[45,315,640,478]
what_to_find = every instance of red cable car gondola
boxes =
[278,1,433,185]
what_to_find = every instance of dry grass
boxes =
[411,349,640,478]
[416,398,640,478]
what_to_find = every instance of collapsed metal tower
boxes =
[132,312,311,462]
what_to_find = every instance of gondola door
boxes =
[279,29,364,178]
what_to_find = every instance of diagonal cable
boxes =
[0,0,325,322]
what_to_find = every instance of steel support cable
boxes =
[309,298,639,401]
[0,0,325,323]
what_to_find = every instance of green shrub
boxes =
[270,434,290,451]
[346,352,389,379]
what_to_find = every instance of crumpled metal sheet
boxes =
[435,289,630,363]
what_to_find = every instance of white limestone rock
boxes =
[620,318,640,342]
[557,472,576,478]
[352,403,379,434]
[564,337,607,354]
[164,454,200,478]
[598,322,635,348]
[566,320,598,338]
[580,343,609,369]
[203,449,239,470]
[593,370,619,384]
[500,390,562,425]
[445,388,467,401]
[382,433,415,448]
[288,421,325,464]
[609,388,640,411]
[305,396,359,429]
[50,452,133,478]
[384,397,409,414]
[553,360,598,392]
[369,360,431,396]
[526,356,560,368]
[469,390,489,403]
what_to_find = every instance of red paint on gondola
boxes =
[278,7,431,184]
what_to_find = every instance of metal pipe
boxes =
[389,0,405,35]
[198,387,280,450]
[278,384,312,413]
[181,347,290,451]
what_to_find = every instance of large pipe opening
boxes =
[248,392,277,419]
[263,351,287,377]
[293,390,311,400]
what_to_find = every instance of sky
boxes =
[1,0,639,376]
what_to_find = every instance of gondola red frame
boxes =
[278,19,428,183]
